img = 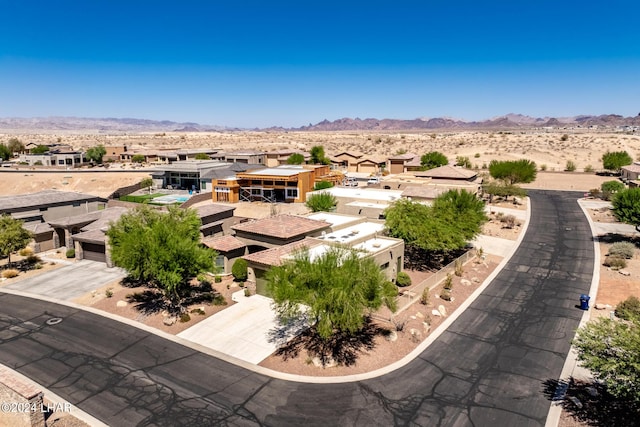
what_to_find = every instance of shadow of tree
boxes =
[543,377,639,426]
[597,233,640,246]
[403,246,468,272]
[125,280,226,316]
[273,317,390,367]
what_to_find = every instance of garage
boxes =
[82,242,106,263]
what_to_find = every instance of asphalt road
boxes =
[0,190,594,426]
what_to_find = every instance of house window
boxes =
[215,187,230,193]
[58,160,64,165]
[251,188,262,196]
[286,188,298,199]
[72,202,81,207]
[380,262,389,270]
[201,181,207,190]
[215,255,225,268]
[39,207,48,212]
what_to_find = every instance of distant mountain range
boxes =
[1,114,639,132]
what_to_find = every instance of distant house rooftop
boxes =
[414,165,478,180]
[232,214,331,239]
[201,235,246,252]
[0,190,105,212]
[243,238,321,267]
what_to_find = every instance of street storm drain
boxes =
[46,318,63,326]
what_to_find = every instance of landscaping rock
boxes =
[116,300,127,308]
[594,303,611,310]
[385,331,398,342]
[438,305,447,317]
[472,277,480,283]
[432,309,441,317]
[423,322,430,332]
[415,312,424,319]
[567,396,583,409]
[163,316,177,326]
[312,356,337,368]
[619,269,631,276]
[461,279,472,286]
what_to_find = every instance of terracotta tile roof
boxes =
[416,165,477,179]
[243,238,321,266]
[231,215,330,239]
[71,229,107,244]
[404,156,422,167]
[201,235,246,252]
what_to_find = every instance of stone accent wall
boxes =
[0,366,45,427]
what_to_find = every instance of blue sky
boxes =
[1,1,638,128]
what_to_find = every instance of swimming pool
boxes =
[152,194,191,204]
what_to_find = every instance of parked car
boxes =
[367,177,380,185]
[343,177,359,187]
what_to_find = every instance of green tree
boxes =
[7,138,25,154]
[106,206,216,302]
[140,177,154,190]
[489,159,537,185]
[0,144,10,162]
[266,246,397,339]
[287,153,305,164]
[194,153,210,160]
[420,151,449,170]
[85,145,106,163]
[573,316,640,404]
[31,145,49,154]
[612,188,640,231]
[0,215,33,266]
[305,192,337,212]
[602,151,633,173]
[310,145,330,165]
[231,258,248,281]
[601,180,625,200]
[385,190,487,253]
[131,154,146,163]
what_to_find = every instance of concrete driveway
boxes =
[178,291,306,364]
[4,260,126,301]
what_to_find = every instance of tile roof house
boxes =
[231,214,331,248]
[201,235,248,274]
[621,162,640,182]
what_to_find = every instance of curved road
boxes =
[0,190,594,426]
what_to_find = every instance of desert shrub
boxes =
[105,288,113,298]
[499,214,519,229]
[190,308,206,315]
[608,242,636,259]
[65,248,75,258]
[420,288,429,305]
[244,288,251,297]
[615,296,640,321]
[561,134,569,141]
[305,192,337,212]
[26,254,41,264]
[474,153,481,158]
[601,181,625,201]
[539,164,547,171]
[443,273,453,290]
[33,263,42,270]
[313,180,334,191]
[603,256,627,269]
[440,288,452,301]
[19,247,34,257]
[396,271,412,287]
[588,188,602,198]
[179,313,191,323]
[454,259,463,277]
[565,160,577,172]
[584,164,594,173]
[2,269,19,278]
[231,258,248,281]
[214,276,222,283]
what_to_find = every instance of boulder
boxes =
[116,300,127,308]
[432,309,442,317]
[385,331,398,342]
[415,312,424,319]
[163,316,177,326]
[594,303,610,310]
[312,356,337,368]
[472,277,480,283]
[619,270,631,276]
[438,305,447,317]
[461,279,472,286]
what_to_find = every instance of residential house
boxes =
[0,190,107,225]
[265,150,311,167]
[387,153,418,174]
[621,162,640,183]
[150,160,233,191]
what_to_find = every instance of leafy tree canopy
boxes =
[601,180,625,195]
[266,246,397,339]
[106,206,216,301]
[31,145,49,154]
[385,190,487,252]
[0,215,33,265]
[602,151,632,173]
[482,181,527,200]
[131,154,146,163]
[86,145,106,163]
[310,145,330,165]
[420,151,449,170]
[287,153,305,165]
[489,159,537,185]
[7,138,24,154]
[573,316,640,404]
[194,153,210,160]
[0,144,10,162]
[313,180,334,191]
[612,188,640,231]
[140,177,154,189]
